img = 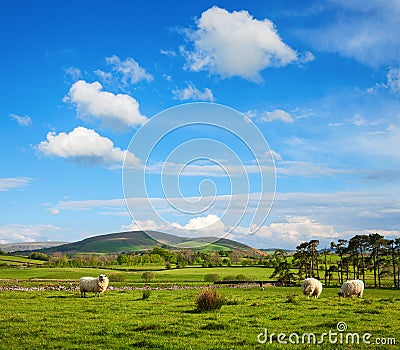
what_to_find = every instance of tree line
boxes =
[270,233,400,288]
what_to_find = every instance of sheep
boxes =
[301,278,323,299]
[79,274,109,298]
[338,279,364,298]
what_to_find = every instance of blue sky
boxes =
[1,0,400,249]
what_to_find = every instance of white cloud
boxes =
[37,126,141,168]
[172,83,215,101]
[160,49,177,57]
[302,0,400,67]
[66,80,147,130]
[173,214,222,230]
[0,177,33,191]
[387,67,400,95]
[9,113,32,126]
[229,216,337,248]
[105,55,153,85]
[260,109,294,123]
[94,69,113,84]
[0,224,64,244]
[64,66,82,81]
[182,6,312,82]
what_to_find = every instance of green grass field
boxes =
[0,264,398,349]
[0,286,399,349]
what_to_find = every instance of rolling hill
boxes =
[34,230,262,255]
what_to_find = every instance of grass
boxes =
[0,266,275,284]
[0,255,47,266]
[0,286,399,349]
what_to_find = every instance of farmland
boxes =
[0,264,399,349]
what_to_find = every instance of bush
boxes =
[285,293,299,304]
[235,274,250,281]
[28,252,50,261]
[108,273,126,282]
[223,275,236,281]
[141,271,155,283]
[142,290,151,300]
[195,288,225,312]
[204,274,221,282]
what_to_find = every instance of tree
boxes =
[368,233,385,288]
[229,250,243,265]
[331,239,347,284]
[117,254,129,265]
[141,271,155,283]
[270,250,295,284]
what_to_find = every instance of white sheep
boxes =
[338,279,364,298]
[79,274,109,298]
[301,278,323,299]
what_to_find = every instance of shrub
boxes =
[223,275,236,281]
[142,290,151,300]
[285,293,299,304]
[108,273,126,282]
[141,271,155,283]
[195,288,225,312]
[235,274,250,281]
[28,252,50,261]
[204,274,221,282]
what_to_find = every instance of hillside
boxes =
[0,242,68,253]
[36,231,257,254]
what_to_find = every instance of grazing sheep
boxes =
[338,280,364,298]
[302,278,323,299]
[79,274,109,298]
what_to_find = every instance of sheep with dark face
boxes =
[301,278,323,299]
[79,274,109,298]
[338,280,364,298]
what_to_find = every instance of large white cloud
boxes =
[182,6,312,82]
[37,126,141,168]
[66,80,147,131]
[0,177,33,191]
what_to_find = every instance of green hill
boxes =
[38,231,256,254]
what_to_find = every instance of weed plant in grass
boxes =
[196,288,225,312]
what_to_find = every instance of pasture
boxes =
[0,266,399,349]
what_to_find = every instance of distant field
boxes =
[0,286,398,349]
[0,255,47,267]
[0,266,275,285]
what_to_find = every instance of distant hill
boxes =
[0,242,68,253]
[31,231,260,255]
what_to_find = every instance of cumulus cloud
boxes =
[66,80,147,131]
[9,113,32,127]
[0,224,64,244]
[172,82,215,101]
[181,6,312,81]
[260,109,294,123]
[0,177,33,191]
[229,216,337,248]
[37,126,141,168]
[105,55,153,85]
